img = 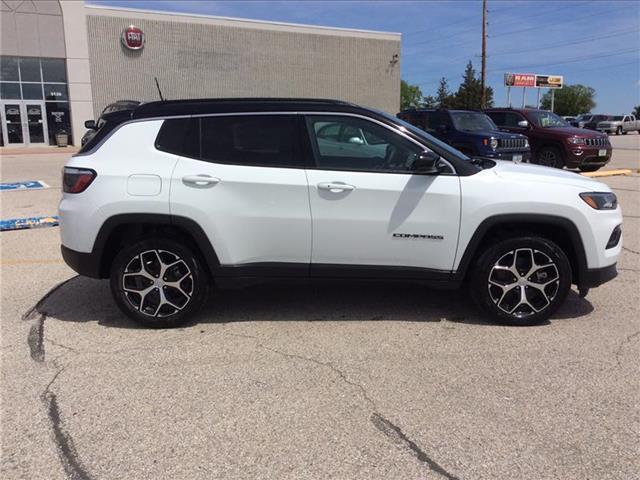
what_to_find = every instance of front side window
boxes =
[528,111,569,128]
[503,112,527,127]
[200,115,300,168]
[306,115,423,173]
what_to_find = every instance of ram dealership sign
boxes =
[505,72,563,89]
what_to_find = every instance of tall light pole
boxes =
[480,0,487,108]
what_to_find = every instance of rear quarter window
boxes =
[155,118,199,158]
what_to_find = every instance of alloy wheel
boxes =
[487,248,560,319]
[538,150,558,167]
[122,249,194,317]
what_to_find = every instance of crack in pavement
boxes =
[41,366,95,480]
[226,331,460,479]
[27,313,46,362]
[623,246,640,255]
[371,413,461,480]
[615,330,640,367]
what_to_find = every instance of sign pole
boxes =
[551,89,555,113]
[522,87,526,108]
[536,88,541,108]
[507,86,511,107]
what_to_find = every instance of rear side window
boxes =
[200,115,301,168]
[155,118,199,158]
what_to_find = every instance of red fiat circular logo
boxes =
[121,25,145,50]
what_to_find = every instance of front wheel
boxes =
[616,126,622,135]
[535,146,564,168]
[110,237,209,328]
[470,237,572,326]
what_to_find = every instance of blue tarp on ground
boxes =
[0,216,59,232]
[0,180,49,191]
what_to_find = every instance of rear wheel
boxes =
[470,236,571,326]
[110,237,209,328]
[536,146,564,168]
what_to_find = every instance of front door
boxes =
[0,101,48,146]
[304,114,461,274]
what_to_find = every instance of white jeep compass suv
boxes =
[59,98,622,327]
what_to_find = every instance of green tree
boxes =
[422,95,437,108]
[540,84,596,116]
[400,80,424,110]
[633,105,640,117]
[452,61,493,109]
[435,77,455,108]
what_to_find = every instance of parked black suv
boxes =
[81,100,141,146]
[398,109,530,162]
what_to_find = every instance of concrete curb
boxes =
[581,169,633,178]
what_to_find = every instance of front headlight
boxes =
[580,192,617,210]
[568,137,586,145]
[490,137,498,150]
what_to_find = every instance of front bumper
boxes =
[565,146,612,168]
[578,263,617,289]
[483,150,531,162]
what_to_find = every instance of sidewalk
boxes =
[0,146,79,156]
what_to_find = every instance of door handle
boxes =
[317,182,355,193]
[182,175,220,188]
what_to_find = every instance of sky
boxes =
[88,0,640,113]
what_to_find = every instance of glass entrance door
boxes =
[0,101,49,146]
[24,102,47,145]
[1,102,25,146]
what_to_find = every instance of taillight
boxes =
[63,167,97,193]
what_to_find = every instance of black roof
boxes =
[131,97,359,119]
[399,108,482,114]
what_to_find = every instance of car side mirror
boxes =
[517,120,529,128]
[347,136,364,145]
[412,150,440,174]
[84,120,96,130]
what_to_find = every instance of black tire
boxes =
[616,126,622,135]
[579,165,601,172]
[621,130,627,135]
[110,237,209,328]
[470,236,571,326]
[535,146,564,168]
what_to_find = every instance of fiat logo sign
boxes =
[121,25,144,50]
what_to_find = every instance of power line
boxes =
[486,1,591,29]
[488,27,640,57]
[489,6,628,38]
[488,47,639,73]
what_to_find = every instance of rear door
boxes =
[303,114,461,274]
[168,114,312,268]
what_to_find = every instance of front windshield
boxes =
[450,112,497,132]
[528,111,570,128]
[577,114,592,122]
[374,109,471,161]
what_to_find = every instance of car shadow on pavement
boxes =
[29,276,593,329]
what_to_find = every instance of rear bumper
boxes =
[61,245,103,278]
[578,263,617,289]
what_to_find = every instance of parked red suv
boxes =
[485,108,611,172]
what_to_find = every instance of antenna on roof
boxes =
[154,77,165,102]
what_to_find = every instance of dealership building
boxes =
[0,0,401,147]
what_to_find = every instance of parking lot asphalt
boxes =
[1,136,639,480]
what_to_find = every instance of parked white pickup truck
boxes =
[597,114,640,135]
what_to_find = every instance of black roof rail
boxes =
[131,97,357,119]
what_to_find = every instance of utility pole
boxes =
[480,0,487,108]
